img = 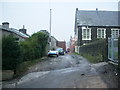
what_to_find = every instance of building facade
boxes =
[39,30,58,51]
[74,8,120,53]
[69,36,76,53]
[57,41,66,51]
[50,36,58,50]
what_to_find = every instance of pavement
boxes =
[2,54,118,88]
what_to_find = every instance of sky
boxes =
[0,0,119,42]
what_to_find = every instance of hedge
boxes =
[2,32,49,73]
[79,39,107,63]
[20,32,49,61]
[2,35,21,71]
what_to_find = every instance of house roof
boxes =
[51,36,58,41]
[0,25,29,38]
[76,10,119,26]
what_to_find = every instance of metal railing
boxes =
[108,37,118,63]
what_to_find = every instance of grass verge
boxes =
[15,57,46,77]
[74,52,103,63]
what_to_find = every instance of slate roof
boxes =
[39,30,50,35]
[76,10,119,26]
[0,25,29,38]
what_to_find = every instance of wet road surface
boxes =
[3,54,118,88]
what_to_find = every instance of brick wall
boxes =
[57,41,66,51]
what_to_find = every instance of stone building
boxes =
[74,8,120,53]
[39,30,58,54]
[0,22,29,41]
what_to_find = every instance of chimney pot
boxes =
[76,8,78,11]
[96,8,98,11]
[2,22,9,28]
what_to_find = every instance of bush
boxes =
[2,32,49,75]
[20,32,49,61]
[2,35,21,71]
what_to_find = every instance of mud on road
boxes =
[2,54,118,88]
[26,54,86,72]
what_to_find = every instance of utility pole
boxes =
[49,9,52,50]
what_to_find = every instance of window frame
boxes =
[97,28,106,39]
[111,28,120,38]
[82,27,91,40]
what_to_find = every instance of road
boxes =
[3,54,118,88]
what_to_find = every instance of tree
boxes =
[20,32,49,61]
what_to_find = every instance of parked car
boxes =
[56,48,65,55]
[48,50,59,57]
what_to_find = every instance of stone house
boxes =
[0,22,29,41]
[39,30,58,54]
[74,8,120,53]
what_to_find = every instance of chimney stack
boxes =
[76,8,78,11]
[96,8,98,11]
[19,25,27,34]
[23,25,25,29]
[2,22,9,28]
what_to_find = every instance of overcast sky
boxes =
[0,0,119,41]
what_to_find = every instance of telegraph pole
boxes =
[49,9,52,50]
[50,9,52,37]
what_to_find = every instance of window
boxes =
[82,27,91,40]
[97,28,106,38]
[111,29,120,38]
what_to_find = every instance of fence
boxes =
[108,37,118,63]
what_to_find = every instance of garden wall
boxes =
[79,39,107,63]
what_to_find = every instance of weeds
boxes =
[74,52,103,63]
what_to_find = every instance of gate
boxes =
[108,38,118,63]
